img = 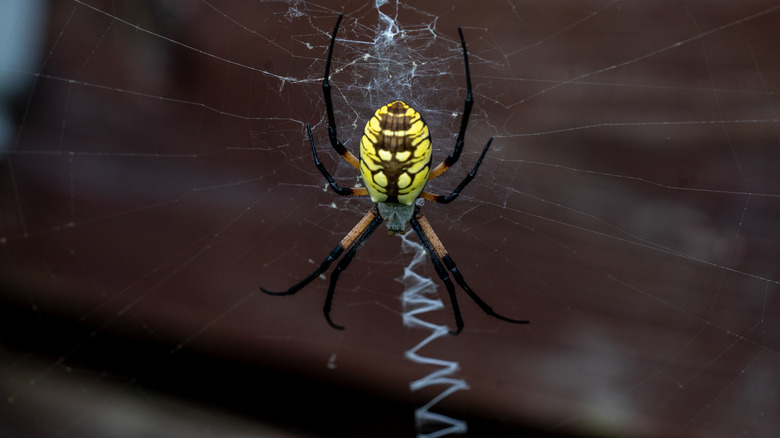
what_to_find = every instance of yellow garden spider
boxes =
[261,14,528,334]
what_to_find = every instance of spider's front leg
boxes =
[260,208,382,330]
[321,209,383,329]
[409,208,529,334]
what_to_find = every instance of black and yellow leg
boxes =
[322,209,383,329]
[308,123,368,197]
[410,208,529,334]
[261,208,383,329]
[427,26,476,181]
[420,137,493,205]
[319,13,361,171]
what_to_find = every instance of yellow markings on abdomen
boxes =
[359,101,431,205]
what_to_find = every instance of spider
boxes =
[261,14,528,335]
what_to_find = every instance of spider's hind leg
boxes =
[426,26,475,181]
[319,14,361,170]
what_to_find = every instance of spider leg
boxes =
[323,209,383,329]
[419,136,492,204]
[410,209,529,334]
[427,26,474,181]
[440,253,528,325]
[308,123,368,197]
[321,13,360,170]
[409,217,465,334]
[260,208,379,297]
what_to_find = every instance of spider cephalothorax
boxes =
[261,14,527,334]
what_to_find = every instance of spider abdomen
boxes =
[359,101,432,205]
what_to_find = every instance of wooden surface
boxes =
[2,1,779,436]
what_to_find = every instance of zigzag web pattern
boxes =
[397,231,469,438]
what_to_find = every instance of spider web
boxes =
[1,0,779,437]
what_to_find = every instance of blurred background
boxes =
[1,0,779,436]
